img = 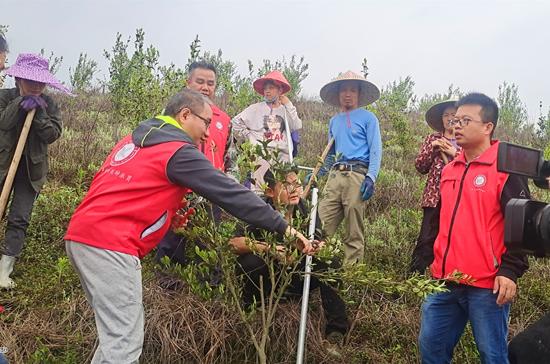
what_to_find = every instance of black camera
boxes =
[497,142,550,257]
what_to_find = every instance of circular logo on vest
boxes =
[216,121,223,130]
[111,142,140,166]
[473,174,487,188]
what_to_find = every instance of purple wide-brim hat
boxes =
[4,53,72,94]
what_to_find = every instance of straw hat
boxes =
[425,99,458,132]
[253,70,291,95]
[320,70,380,107]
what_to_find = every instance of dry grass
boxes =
[143,279,346,364]
[0,295,95,363]
[1,274,356,363]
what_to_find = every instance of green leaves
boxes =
[104,29,186,125]
[39,48,63,75]
[373,77,416,156]
[0,25,8,37]
[498,81,528,130]
[69,53,98,92]
[317,264,447,300]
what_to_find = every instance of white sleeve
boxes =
[231,106,252,143]
[283,101,302,131]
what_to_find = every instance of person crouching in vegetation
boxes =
[409,99,459,274]
[0,53,68,289]
[229,167,349,349]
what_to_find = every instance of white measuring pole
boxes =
[296,187,318,364]
[283,106,294,163]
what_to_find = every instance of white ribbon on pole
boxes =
[296,187,318,364]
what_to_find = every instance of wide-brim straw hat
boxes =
[4,53,72,94]
[253,70,291,95]
[320,70,380,107]
[425,99,458,132]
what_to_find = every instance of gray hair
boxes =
[163,89,208,118]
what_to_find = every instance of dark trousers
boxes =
[410,205,440,274]
[155,204,223,286]
[236,253,349,335]
[155,229,189,266]
[155,204,222,266]
[509,312,550,364]
[1,158,39,257]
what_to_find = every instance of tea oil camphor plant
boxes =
[160,142,447,363]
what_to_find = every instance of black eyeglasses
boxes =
[190,111,211,128]
[449,117,487,127]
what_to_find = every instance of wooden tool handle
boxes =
[0,109,36,218]
[302,137,335,199]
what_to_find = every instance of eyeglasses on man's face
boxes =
[448,117,488,127]
[190,111,211,129]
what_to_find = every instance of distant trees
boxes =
[69,53,98,92]
[101,30,311,123]
[498,81,528,129]
[103,28,186,124]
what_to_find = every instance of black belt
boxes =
[332,162,369,175]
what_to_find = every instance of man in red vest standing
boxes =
[419,93,530,364]
[186,61,232,171]
[155,61,232,266]
[64,89,315,364]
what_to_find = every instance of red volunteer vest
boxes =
[431,141,509,289]
[65,135,190,258]
[201,104,230,170]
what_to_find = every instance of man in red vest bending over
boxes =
[64,89,315,364]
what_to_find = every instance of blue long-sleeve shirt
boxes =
[328,108,382,182]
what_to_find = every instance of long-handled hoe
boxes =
[0,109,36,218]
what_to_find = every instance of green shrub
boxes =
[104,29,186,124]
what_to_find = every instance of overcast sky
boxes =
[2,0,549,121]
